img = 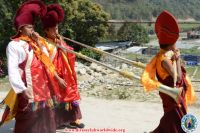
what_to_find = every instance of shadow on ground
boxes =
[0,120,14,133]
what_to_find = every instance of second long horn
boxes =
[61,35,146,69]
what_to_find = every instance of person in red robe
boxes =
[0,0,65,132]
[141,10,196,133]
[41,4,84,129]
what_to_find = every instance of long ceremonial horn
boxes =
[60,35,146,69]
[46,39,181,103]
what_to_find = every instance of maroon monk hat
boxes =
[42,4,64,29]
[155,10,180,45]
[12,0,46,39]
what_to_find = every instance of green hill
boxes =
[92,0,200,20]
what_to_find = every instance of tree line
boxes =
[0,0,150,76]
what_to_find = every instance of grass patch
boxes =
[123,53,153,63]
[142,23,200,32]
[0,77,8,82]
[0,77,10,92]
[186,66,200,79]
[181,48,200,55]
[179,24,200,32]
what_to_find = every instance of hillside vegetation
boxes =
[93,0,200,20]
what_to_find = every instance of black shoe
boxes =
[70,122,85,128]
[65,124,78,129]
[57,123,76,130]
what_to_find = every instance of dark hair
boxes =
[159,44,173,49]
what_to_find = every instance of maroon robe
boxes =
[14,94,56,133]
[152,68,187,133]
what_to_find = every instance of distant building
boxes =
[186,30,200,39]
[141,47,159,55]
[181,55,200,66]
[126,46,147,54]
[96,41,137,52]
[126,46,159,55]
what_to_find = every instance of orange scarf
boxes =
[18,35,56,76]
